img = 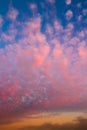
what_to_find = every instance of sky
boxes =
[0,0,87,129]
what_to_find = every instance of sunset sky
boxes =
[0,0,87,130]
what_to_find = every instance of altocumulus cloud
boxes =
[0,0,87,120]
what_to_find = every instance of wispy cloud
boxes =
[19,117,87,130]
[0,15,3,28]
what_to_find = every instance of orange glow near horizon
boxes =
[0,111,87,130]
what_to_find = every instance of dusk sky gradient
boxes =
[0,0,87,129]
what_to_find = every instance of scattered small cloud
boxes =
[46,0,55,4]
[65,10,73,20]
[77,3,82,8]
[0,15,3,27]
[65,0,72,5]
[82,9,87,16]
[77,15,82,22]
[7,7,19,21]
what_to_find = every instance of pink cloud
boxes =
[0,13,87,118]
[70,37,80,45]
[65,10,73,20]
[7,7,19,21]
[65,0,72,5]
[78,44,87,59]
[29,3,37,10]
[29,3,38,16]
[78,31,85,39]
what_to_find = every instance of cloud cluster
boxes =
[0,1,87,118]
